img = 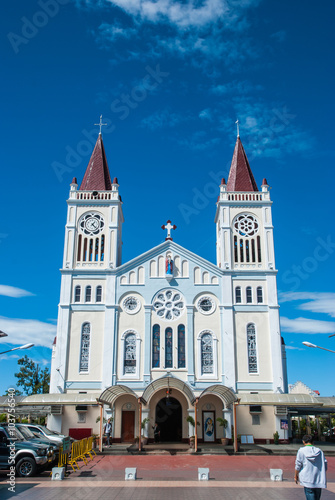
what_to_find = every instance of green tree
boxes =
[14,355,50,395]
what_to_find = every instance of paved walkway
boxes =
[1,454,334,500]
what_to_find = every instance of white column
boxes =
[143,306,152,384]
[186,306,195,385]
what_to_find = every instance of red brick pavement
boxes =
[1,455,334,500]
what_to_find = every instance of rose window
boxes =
[153,289,185,321]
[234,214,259,237]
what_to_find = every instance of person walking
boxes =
[104,418,112,447]
[295,434,327,500]
[153,422,160,443]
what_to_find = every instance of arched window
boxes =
[96,286,102,302]
[235,286,241,303]
[257,286,263,303]
[74,286,81,302]
[246,286,252,303]
[247,323,258,373]
[85,286,92,302]
[124,333,136,374]
[165,328,173,368]
[79,323,90,372]
[152,324,160,368]
[178,324,185,368]
[201,332,213,374]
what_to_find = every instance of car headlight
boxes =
[36,448,47,456]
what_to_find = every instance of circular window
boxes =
[79,212,104,236]
[197,296,215,315]
[153,289,185,321]
[123,296,141,314]
[233,214,259,237]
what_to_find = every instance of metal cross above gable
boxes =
[94,115,107,135]
[161,220,177,241]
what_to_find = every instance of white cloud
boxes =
[280,316,335,335]
[211,80,263,95]
[271,30,286,43]
[278,292,335,318]
[285,345,304,351]
[0,285,34,298]
[0,316,56,349]
[199,108,212,121]
[89,0,257,29]
[141,108,187,130]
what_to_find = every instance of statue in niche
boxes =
[166,256,173,275]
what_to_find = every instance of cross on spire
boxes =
[161,220,177,241]
[94,115,107,135]
[235,119,240,138]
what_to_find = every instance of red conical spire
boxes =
[226,137,258,192]
[79,135,112,191]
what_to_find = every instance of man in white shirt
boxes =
[295,434,327,500]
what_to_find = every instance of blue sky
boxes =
[1,0,334,397]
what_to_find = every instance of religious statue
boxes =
[166,256,173,275]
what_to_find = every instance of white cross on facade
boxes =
[235,119,240,138]
[161,220,177,240]
[94,115,107,135]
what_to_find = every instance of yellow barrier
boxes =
[67,436,97,471]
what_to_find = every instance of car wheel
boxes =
[16,457,37,477]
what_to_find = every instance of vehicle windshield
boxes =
[38,426,54,436]
[18,426,36,440]
[7,427,25,441]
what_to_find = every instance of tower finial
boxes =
[94,115,107,135]
[235,119,240,138]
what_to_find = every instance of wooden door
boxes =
[121,411,135,442]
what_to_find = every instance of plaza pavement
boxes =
[1,453,334,500]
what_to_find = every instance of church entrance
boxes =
[121,411,135,442]
[155,397,182,442]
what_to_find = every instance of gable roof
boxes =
[79,134,112,191]
[226,137,258,192]
[116,240,222,276]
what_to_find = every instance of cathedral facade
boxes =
[49,131,288,443]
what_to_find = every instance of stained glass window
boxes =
[124,333,136,374]
[152,324,160,368]
[201,333,213,374]
[80,323,90,372]
[165,327,173,368]
[247,324,258,373]
[178,324,185,368]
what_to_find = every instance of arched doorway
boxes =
[155,397,182,442]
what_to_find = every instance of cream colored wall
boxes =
[235,311,272,382]
[117,293,145,379]
[236,405,275,439]
[61,405,100,436]
[66,311,104,381]
[193,293,221,381]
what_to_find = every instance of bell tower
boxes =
[62,134,123,271]
[50,129,123,401]
[215,134,285,394]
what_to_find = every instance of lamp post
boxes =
[302,341,335,354]
[0,343,34,355]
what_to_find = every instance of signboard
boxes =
[280,419,289,430]
[62,437,71,453]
